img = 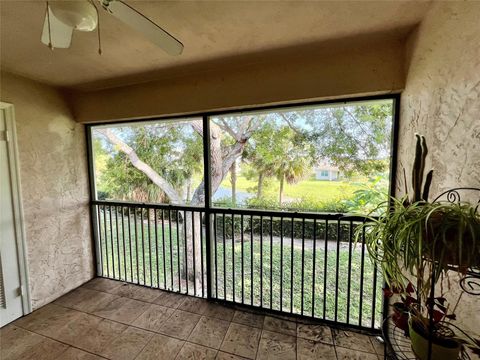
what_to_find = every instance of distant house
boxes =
[314,162,341,181]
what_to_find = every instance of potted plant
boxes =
[407,297,461,360]
[356,134,480,360]
[383,282,417,333]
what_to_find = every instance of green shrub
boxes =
[245,196,349,213]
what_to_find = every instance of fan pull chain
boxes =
[97,15,102,55]
[90,0,102,55]
[45,1,53,50]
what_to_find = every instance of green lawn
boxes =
[213,239,383,328]
[219,174,363,202]
[97,210,383,329]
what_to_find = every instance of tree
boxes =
[242,121,280,198]
[272,128,314,204]
[96,123,203,203]
[95,117,259,288]
[278,103,392,176]
[243,121,315,204]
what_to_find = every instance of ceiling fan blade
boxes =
[41,7,74,49]
[105,0,183,56]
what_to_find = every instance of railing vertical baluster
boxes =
[232,214,235,303]
[290,217,294,314]
[155,209,159,288]
[359,225,366,327]
[323,220,328,319]
[103,205,109,278]
[109,206,115,279]
[312,219,317,318]
[260,215,263,308]
[200,211,205,298]
[115,206,120,280]
[372,255,378,329]
[240,214,244,304]
[301,218,305,315]
[250,215,254,306]
[147,208,152,287]
[121,206,127,281]
[141,207,145,285]
[346,221,353,324]
[223,213,226,300]
[269,216,273,310]
[176,210,181,292]
[334,220,341,322]
[184,210,189,295]
[128,207,133,283]
[134,207,139,284]
[214,213,218,298]
[280,217,283,312]
[192,211,197,297]
[96,206,104,277]
[168,209,174,290]
[161,209,166,289]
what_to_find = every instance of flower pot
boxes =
[423,212,480,268]
[408,317,460,360]
[392,302,409,333]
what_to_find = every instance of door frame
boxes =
[1,101,31,315]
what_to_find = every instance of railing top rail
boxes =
[92,200,205,212]
[210,206,372,221]
[92,199,374,221]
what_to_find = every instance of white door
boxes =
[0,106,28,326]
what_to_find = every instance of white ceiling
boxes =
[0,0,431,91]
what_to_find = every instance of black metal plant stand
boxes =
[383,187,480,360]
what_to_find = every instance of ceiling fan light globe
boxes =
[49,1,98,32]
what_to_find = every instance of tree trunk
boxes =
[181,211,204,295]
[186,178,191,203]
[279,174,284,205]
[230,161,237,206]
[257,172,264,198]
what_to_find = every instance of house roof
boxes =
[315,162,340,172]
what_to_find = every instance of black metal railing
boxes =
[92,200,383,330]
[93,201,207,297]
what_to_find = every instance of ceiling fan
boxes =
[41,0,183,56]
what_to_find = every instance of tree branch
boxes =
[219,119,240,141]
[278,113,303,135]
[343,107,371,140]
[95,128,182,203]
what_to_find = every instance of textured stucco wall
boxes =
[397,2,480,197]
[0,72,93,310]
[398,1,480,337]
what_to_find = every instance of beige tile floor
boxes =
[1,278,385,360]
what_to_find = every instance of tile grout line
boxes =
[87,279,372,337]
[37,302,212,359]
[82,284,214,317]
[76,284,271,333]
[52,302,180,341]
[11,323,110,360]
[131,329,157,360]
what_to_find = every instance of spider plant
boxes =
[356,133,480,302]
[355,134,480,359]
[360,197,480,303]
